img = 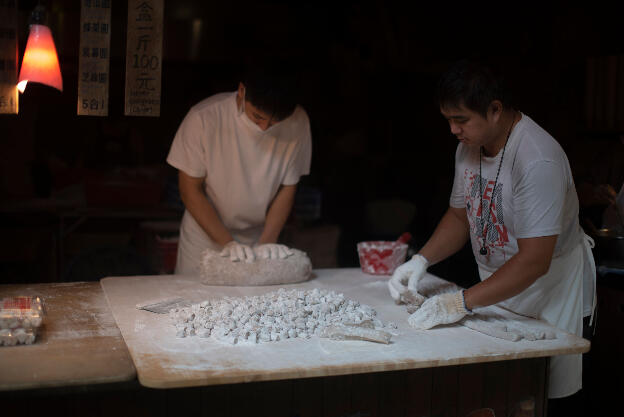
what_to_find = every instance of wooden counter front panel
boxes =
[0,357,547,417]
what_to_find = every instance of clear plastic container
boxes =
[357,241,408,275]
[0,328,38,346]
[0,296,44,346]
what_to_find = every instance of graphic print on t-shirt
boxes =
[464,168,509,253]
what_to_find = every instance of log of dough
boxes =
[319,323,392,344]
[200,248,313,286]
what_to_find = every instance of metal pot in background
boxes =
[592,228,624,269]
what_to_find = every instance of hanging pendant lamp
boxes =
[17,6,63,93]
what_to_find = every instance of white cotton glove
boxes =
[220,241,256,263]
[387,254,429,305]
[253,243,294,260]
[461,313,557,342]
[407,290,470,330]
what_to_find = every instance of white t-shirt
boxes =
[167,92,312,275]
[451,113,583,271]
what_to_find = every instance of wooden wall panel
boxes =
[292,376,323,417]
[228,381,262,416]
[257,380,294,417]
[164,386,202,416]
[378,370,406,417]
[351,372,380,417]
[0,357,549,417]
[405,367,432,417]
[431,365,459,417]
[323,374,352,417]
[507,358,539,417]
[483,361,509,417]
[457,363,485,417]
[200,384,231,417]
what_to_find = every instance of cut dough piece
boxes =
[320,323,392,344]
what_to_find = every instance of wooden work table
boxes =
[100,268,588,390]
[0,281,136,391]
[0,270,590,417]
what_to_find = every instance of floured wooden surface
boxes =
[0,282,136,390]
[100,269,589,389]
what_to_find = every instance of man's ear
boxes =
[237,82,245,99]
[488,100,503,122]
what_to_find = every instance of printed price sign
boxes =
[0,0,18,114]
[124,0,163,117]
[77,0,112,116]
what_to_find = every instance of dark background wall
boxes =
[1,0,623,284]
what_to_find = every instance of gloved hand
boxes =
[388,254,429,305]
[461,312,557,342]
[407,290,470,330]
[254,243,294,260]
[220,241,255,263]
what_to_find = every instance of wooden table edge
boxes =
[136,341,590,389]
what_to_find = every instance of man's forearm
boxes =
[179,173,233,247]
[183,192,233,246]
[257,184,297,244]
[419,207,470,265]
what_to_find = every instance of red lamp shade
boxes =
[17,24,63,93]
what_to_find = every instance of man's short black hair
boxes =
[242,57,299,122]
[436,60,512,118]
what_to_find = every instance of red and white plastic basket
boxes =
[357,233,411,275]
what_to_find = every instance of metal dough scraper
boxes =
[136,297,191,314]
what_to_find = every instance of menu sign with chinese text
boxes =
[124,0,163,117]
[77,0,112,116]
[0,0,18,114]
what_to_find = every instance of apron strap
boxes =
[582,232,597,327]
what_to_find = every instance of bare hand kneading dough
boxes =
[200,245,312,286]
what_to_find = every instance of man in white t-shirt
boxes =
[167,63,312,276]
[387,61,596,410]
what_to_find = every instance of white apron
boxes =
[175,210,263,276]
[478,233,596,398]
